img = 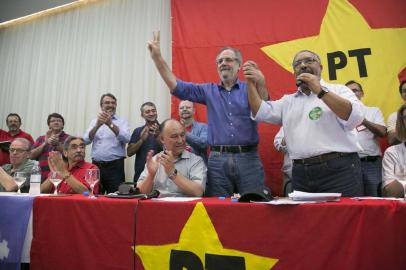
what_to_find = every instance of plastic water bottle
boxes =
[29,163,41,195]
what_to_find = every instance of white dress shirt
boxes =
[382,143,406,192]
[356,106,385,157]
[254,79,364,159]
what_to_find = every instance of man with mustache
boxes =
[41,136,97,194]
[0,113,34,166]
[148,31,268,197]
[127,102,162,183]
[178,100,208,163]
[137,119,206,197]
[247,50,365,196]
[31,113,70,181]
[84,93,131,194]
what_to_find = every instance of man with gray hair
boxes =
[247,50,365,196]
[148,31,268,197]
[41,136,98,194]
[0,138,37,193]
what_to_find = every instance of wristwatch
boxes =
[317,86,329,99]
[168,169,178,180]
[109,123,114,129]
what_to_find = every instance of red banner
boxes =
[170,0,406,195]
[135,199,406,270]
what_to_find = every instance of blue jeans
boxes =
[360,158,382,196]
[206,151,265,196]
[292,153,362,197]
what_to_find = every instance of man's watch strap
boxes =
[168,169,177,180]
[317,86,329,99]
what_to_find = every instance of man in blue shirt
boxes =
[148,31,269,196]
[127,102,162,183]
[84,93,131,194]
[178,100,208,163]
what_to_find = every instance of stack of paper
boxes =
[288,191,341,202]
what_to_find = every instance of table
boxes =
[29,196,406,270]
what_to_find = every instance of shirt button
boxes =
[230,123,233,126]
[228,102,231,105]
[229,113,232,116]
[231,134,234,137]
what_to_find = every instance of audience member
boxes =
[382,104,406,198]
[84,93,131,194]
[148,31,267,196]
[0,113,34,165]
[247,50,364,196]
[0,138,37,193]
[178,100,208,163]
[31,113,70,181]
[127,102,162,182]
[273,127,293,196]
[41,137,97,194]
[387,80,406,146]
[346,80,387,196]
[137,119,206,197]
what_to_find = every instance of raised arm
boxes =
[148,31,177,92]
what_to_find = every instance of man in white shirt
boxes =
[345,80,387,196]
[245,50,364,196]
[387,80,406,146]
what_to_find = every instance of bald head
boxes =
[160,119,186,156]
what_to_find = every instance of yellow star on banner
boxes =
[262,0,406,118]
[134,202,278,269]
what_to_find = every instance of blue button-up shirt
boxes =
[83,114,131,161]
[173,79,259,146]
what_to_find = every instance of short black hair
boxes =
[47,113,65,125]
[6,113,22,124]
[345,80,363,92]
[140,102,156,113]
[100,93,117,107]
[399,80,406,94]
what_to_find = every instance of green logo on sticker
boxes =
[309,107,322,120]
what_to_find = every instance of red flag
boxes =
[171,0,406,195]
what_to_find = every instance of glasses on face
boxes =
[69,144,86,150]
[293,58,318,69]
[216,57,238,65]
[9,148,28,154]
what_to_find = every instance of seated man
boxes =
[41,136,98,194]
[382,104,406,198]
[0,138,37,193]
[137,119,207,197]
[387,80,406,146]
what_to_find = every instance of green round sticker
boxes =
[309,106,322,120]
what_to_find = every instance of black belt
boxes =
[211,145,257,153]
[293,152,354,165]
[92,157,124,167]
[360,156,380,162]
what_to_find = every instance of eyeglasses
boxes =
[216,57,238,65]
[69,144,86,150]
[9,148,29,154]
[293,58,318,68]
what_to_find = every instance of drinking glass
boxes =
[85,168,100,198]
[49,172,62,195]
[14,172,26,194]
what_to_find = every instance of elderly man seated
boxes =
[41,136,99,194]
[0,138,37,193]
[137,119,207,197]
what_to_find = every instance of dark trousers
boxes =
[292,153,362,197]
[93,158,125,194]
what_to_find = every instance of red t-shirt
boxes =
[56,161,100,194]
[0,129,34,165]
